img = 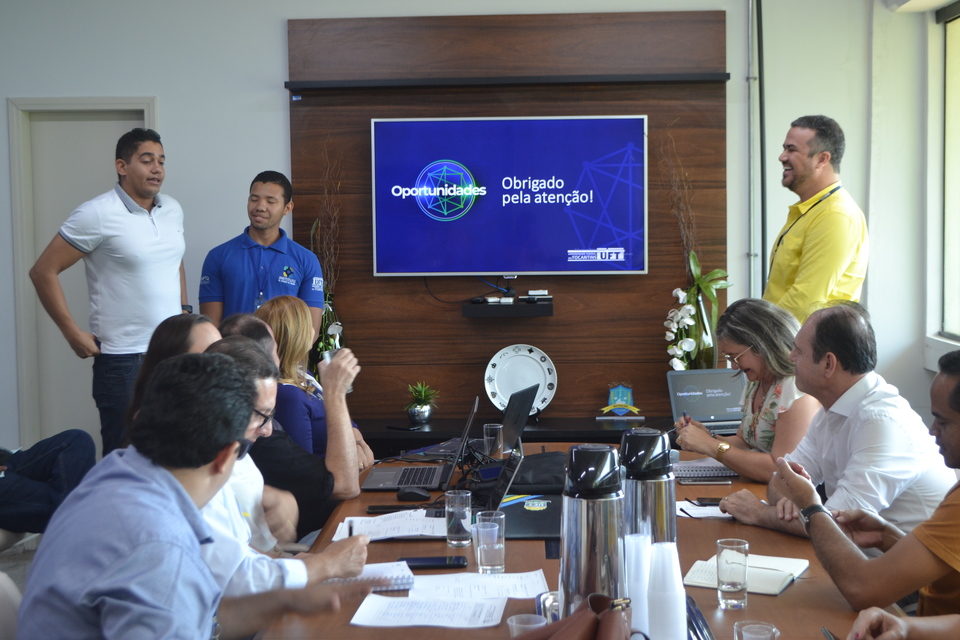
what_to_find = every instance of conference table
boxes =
[263,443,862,640]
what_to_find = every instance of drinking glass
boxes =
[507,614,548,637]
[473,510,505,573]
[717,538,748,609]
[483,423,503,458]
[445,490,472,547]
[734,620,780,640]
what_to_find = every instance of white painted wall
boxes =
[0,0,944,445]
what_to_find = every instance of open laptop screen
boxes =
[667,369,746,424]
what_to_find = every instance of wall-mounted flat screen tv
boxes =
[372,116,648,277]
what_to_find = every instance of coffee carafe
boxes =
[620,427,676,543]
[558,443,625,618]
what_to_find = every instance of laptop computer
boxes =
[412,397,480,460]
[667,369,746,435]
[471,382,562,540]
[481,443,563,541]
[361,397,479,491]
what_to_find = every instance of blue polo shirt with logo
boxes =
[199,227,324,317]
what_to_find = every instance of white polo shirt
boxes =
[59,184,184,354]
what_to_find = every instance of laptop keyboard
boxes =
[397,466,439,487]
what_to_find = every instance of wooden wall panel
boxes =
[288,12,726,84]
[288,13,727,420]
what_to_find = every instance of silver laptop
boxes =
[361,397,479,491]
[667,369,746,435]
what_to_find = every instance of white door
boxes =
[12,102,149,454]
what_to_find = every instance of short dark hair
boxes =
[127,314,216,425]
[128,353,254,469]
[938,351,960,413]
[251,171,293,204]
[716,298,800,379]
[219,313,274,355]
[205,335,279,381]
[116,128,162,164]
[809,302,876,374]
[791,115,845,172]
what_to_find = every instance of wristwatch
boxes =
[799,504,832,534]
[716,441,731,462]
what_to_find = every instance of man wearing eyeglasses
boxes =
[18,354,367,639]
[721,303,953,544]
[201,336,369,597]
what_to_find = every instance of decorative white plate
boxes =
[484,344,558,414]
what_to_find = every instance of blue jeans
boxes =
[92,353,143,455]
[0,430,96,533]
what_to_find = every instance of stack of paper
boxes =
[331,510,446,541]
[683,554,809,595]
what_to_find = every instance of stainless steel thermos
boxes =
[558,443,626,618]
[620,427,677,543]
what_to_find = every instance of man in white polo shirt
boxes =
[30,128,188,454]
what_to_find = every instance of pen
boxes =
[682,410,691,425]
[348,521,354,537]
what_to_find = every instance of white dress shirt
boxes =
[200,470,308,596]
[786,372,955,534]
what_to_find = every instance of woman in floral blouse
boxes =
[675,298,820,482]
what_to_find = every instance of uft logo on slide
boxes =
[390,160,486,222]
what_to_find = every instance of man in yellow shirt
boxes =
[763,115,869,322]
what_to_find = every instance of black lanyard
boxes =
[772,184,843,254]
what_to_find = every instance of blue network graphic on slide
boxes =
[566,143,645,270]
[414,160,478,221]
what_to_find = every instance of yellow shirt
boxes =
[762,182,869,322]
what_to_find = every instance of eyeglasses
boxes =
[723,345,754,367]
[253,408,275,432]
[236,438,254,460]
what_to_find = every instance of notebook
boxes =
[683,554,809,595]
[673,456,738,479]
[323,561,415,592]
[361,397,479,491]
[667,369,746,435]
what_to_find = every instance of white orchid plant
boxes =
[664,251,731,370]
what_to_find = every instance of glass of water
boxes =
[473,510,506,573]
[483,424,503,458]
[717,538,748,609]
[445,490,472,547]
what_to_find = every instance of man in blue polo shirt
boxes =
[199,171,324,336]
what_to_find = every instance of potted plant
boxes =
[404,381,439,424]
[656,131,731,370]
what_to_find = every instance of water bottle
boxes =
[620,427,676,543]
[558,443,625,618]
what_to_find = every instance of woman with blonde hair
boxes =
[675,298,819,482]
[255,296,374,471]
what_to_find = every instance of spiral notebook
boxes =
[673,457,738,478]
[324,561,415,592]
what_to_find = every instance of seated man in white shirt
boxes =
[203,336,368,596]
[721,302,954,540]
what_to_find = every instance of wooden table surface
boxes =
[262,444,858,640]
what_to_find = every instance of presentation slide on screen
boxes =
[372,116,648,276]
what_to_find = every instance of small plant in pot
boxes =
[405,381,439,424]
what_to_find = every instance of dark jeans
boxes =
[0,430,96,533]
[92,352,143,455]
